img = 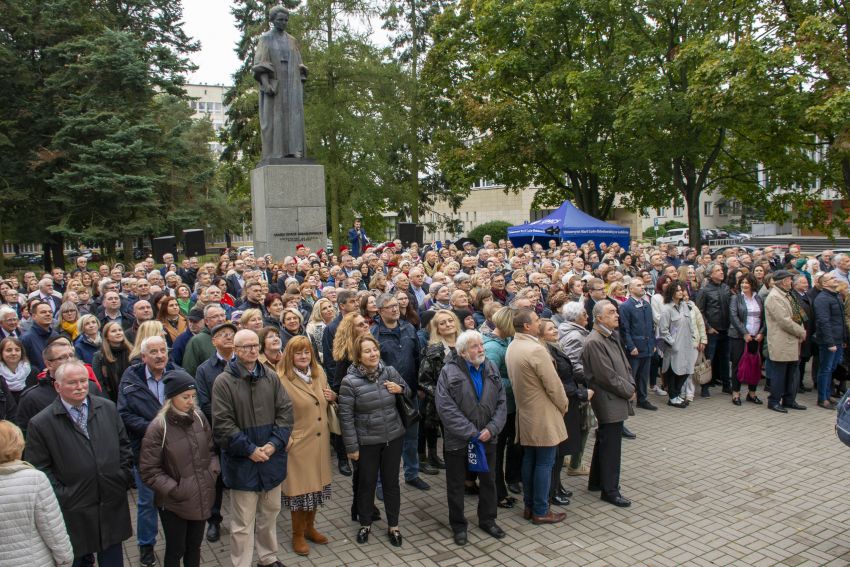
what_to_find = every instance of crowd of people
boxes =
[0,229,844,566]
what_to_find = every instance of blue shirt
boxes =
[466,361,483,400]
[145,366,166,404]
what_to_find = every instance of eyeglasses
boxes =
[381,304,399,310]
[47,352,74,363]
[236,344,260,350]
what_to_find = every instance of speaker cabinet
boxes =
[182,229,206,257]
[152,236,177,262]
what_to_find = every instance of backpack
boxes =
[835,390,850,447]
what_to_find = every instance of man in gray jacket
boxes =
[582,302,635,508]
[436,330,507,546]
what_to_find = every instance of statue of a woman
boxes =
[253,6,308,161]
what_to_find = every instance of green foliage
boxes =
[642,220,687,239]
[468,221,511,243]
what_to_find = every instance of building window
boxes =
[673,206,684,217]
[704,201,713,216]
[657,207,666,217]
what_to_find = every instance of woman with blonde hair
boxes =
[306,298,335,362]
[238,308,264,332]
[418,309,462,473]
[92,321,133,402]
[0,420,73,566]
[129,320,165,362]
[277,336,336,556]
[139,371,218,567]
[74,313,102,364]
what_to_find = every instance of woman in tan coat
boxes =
[278,335,336,556]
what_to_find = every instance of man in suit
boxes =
[348,218,369,258]
[582,301,635,507]
[226,258,247,299]
[619,279,657,411]
[0,305,21,339]
[504,309,567,525]
[793,274,815,392]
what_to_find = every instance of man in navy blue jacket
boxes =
[117,336,179,567]
[619,279,657,411]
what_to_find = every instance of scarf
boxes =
[164,316,187,344]
[355,362,383,382]
[0,361,31,392]
[491,287,508,304]
[60,319,79,340]
[294,366,312,384]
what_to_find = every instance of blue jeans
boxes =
[133,466,158,547]
[402,420,421,482]
[706,331,731,389]
[521,445,557,516]
[817,344,844,402]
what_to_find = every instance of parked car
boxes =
[656,228,689,246]
[712,244,758,256]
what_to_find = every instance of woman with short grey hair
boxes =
[557,302,593,476]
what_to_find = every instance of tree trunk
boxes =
[42,242,53,272]
[51,238,65,270]
[224,229,232,249]
[123,236,133,265]
[686,186,701,249]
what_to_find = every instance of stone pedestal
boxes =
[251,163,327,260]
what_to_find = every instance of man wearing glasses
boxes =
[212,329,293,567]
[371,293,430,490]
[16,337,105,435]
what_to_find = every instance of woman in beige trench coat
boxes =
[277,335,336,556]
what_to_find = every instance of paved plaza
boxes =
[124,385,850,566]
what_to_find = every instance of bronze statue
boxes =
[253,5,308,161]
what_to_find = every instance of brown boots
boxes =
[291,510,328,556]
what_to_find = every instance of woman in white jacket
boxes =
[0,419,73,567]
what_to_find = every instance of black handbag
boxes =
[394,384,420,428]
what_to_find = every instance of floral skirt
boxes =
[282,484,332,511]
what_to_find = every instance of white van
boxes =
[656,228,688,246]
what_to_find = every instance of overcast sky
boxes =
[183,0,241,86]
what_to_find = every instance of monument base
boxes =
[251,164,327,260]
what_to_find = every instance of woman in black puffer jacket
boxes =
[338,335,410,548]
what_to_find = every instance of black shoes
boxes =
[622,426,636,439]
[356,526,370,544]
[785,402,807,410]
[139,545,155,567]
[480,523,506,539]
[406,477,431,491]
[768,404,788,413]
[746,395,763,405]
[551,494,571,506]
[429,451,446,470]
[601,493,631,507]
[453,530,468,546]
[257,562,285,567]
[667,399,686,408]
[637,400,657,411]
[732,397,742,406]
[387,528,403,547]
[206,522,221,542]
[338,458,352,476]
[507,482,522,494]
[419,460,439,475]
[557,484,572,498]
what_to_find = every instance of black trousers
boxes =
[209,472,224,526]
[495,412,523,501]
[356,436,404,527]
[332,433,347,461]
[444,445,497,533]
[664,369,688,400]
[589,421,624,499]
[159,508,205,567]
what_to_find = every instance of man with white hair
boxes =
[117,336,177,566]
[0,305,21,339]
[436,330,507,545]
[26,360,133,567]
[28,277,61,311]
[830,253,850,285]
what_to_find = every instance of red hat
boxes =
[340,245,350,253]
[364,244,374,251]
[385,242,396,249]
[295,244,305,250]
[387,261,398,268]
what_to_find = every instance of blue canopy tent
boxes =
[507,200,630,249]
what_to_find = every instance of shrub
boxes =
[468,220,512,243]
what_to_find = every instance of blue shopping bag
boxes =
[467,438,489,473]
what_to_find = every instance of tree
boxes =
[617,0,815,247]
[425,0,659,221]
